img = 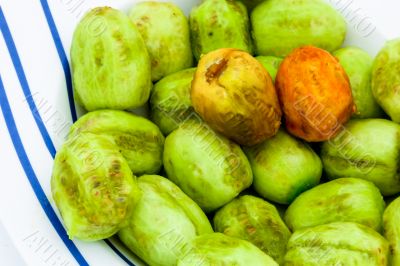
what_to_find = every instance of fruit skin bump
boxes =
[284,222,389,266]
[321,119,400,196]
[191,48,281,146]
[275,46,354,142]
[69,110,164,176]
[213,195,291,264]
[383,196,400,266]
[284,178,385,232]
[251,0,346,57]
[118,175,213,266]
[244,129,322,205]
[51,133,140,241]
[71,7,152,111]
[177,233,278,266]
[334,47,383,119]
[129,2,193,82]
[150,68,196,135]
[189,0,253,61]
[163,120,253,212]
[372,38,400,122]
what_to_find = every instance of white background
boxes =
[351,0,399,38]
[1,0,399,264]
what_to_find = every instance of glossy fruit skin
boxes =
[334,47,383,118]
[284,222,389,266]
[275,46,354,142]
[163,121,253,212]
[129,2,193,82]
[383,196,400,266]
[71,7,152,111]
[177,233,278,266]
[69,110,164,175]
[189,0,253,61]
[255,56,282,82]
[51,133,140,241]
[321,119,400,196]
[118,175,213,266]
[251,0,346,57]
[372,38,400,122]
[191,48,282,146]
[150,68,196,135]
[213,195,291,264]
[284,178,385,232]
[244,129,322,204]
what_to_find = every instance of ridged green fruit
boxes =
[51,133,140,241]
[372,38,400,122]
[69,110,164,175]
[284,222,389,266]
[214,195,291,264]
[129,2,193,81]
[178,233,278,266]
[284,178,385,232]
[334,47,383,118]
[321,119,400,196]
[383,196,400,266]
[118,175,213,266]
[244,129,322,204]
[150,68,196,135]
[163,121,253,212]
[251,0,346,57]
[71,7,152,111]
[189,0,253,61]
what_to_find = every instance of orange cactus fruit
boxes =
[191,48,282,146]
[275,46,355,142]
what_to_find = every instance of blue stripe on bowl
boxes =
[39,0,77,122]
[38,1,137,263]
[0,4,136,265]
[104,239,135,266]
[0,74,89,266]
[0,8,56,158]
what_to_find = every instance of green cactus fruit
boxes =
[321,119,400,196]
[71,7,152,111]
[334,47,383,118]
[189,0,253,61]
[51,133,140,241]
[284,222,389,266]
[244,129,322,204]
[129,2,193,82]
[372,38,400,122]
[150,68,196,135]
[69,110,164,175]
[383,196,400,266]
[177,233,278,266]
[213,195,291,264]
[118,175,213,266]
[163,121,253,212]
[251,0,346,57]
[284,178,385,232]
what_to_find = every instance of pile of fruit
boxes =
[52,0,400,265]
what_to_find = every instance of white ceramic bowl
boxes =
[0,0,390,265]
